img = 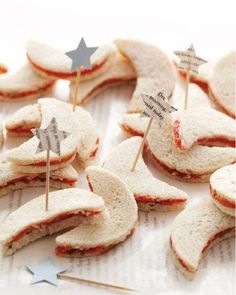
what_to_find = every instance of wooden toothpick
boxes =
[184,70,191,110]
[72,69,81,112]
[58,273,137,292]
[131,117,153,172]
[45,149,50,211]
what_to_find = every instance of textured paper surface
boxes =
[0,81,235,295]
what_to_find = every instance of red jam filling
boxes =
[55,244,105,256]
[12,210,100,243]
[178,70,209,93]
[209,185,235,209]
[0,80,55,99]
[32,152,76,167]
[135,195,186,205]
[173,119,235,150]
[121,123,144,137]
[88,138,99,159]
[27,55,107,79]
[2,174,76,188]
[0,65,8,74]
[7,125,39,134]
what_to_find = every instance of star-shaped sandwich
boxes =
[174,44,207,74]
[26,257,67,286]
[31,118,70,155]
[141,91,177,126]
[65,38,98,72]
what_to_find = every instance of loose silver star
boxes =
[174,44,207,74]
[26,257,67,286]
[65,38,98,72]
[141,91,177,126]
[31,118,70,155]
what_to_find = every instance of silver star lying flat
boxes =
[174,44,207,74]
[141,91,177,126]
[31,118,70,155]
[65,38,98,72]
[26,257,67,286]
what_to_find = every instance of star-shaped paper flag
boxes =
[174,44,207,74]
[31,118,70,156]
[141,91,177,126]
[26,257,67,286]
[65,38,98,72]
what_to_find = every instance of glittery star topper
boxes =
[141,91,177,126]
[65,38,98,71]
[26,257,67,286]
[174,44,207,74]
[31,118,70,155]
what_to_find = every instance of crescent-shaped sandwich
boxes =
[102,137,188,211]
[0,63,55,102]
[121,84,212,137]
[114,39,176,113]
[170,202,235,280]
[0,152,78,197]
[210,164,236,217]
[209,51,236,118]
[26,40,116,81]
[7,98,82,173]
[0,188,105,256]
[147,119,235,182]
[70,49,136,105]
[6,99,99,167]
[171,107,236,151]
[55,166,138,257]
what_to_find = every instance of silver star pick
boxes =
[65,38,98,72]
[174,44,207,74]
[26,257,67,286]
[141,91,177,127]
[31,118,70,156]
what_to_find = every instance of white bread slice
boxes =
[170,202,235,280]
[5,103,41,136]
[0,188,105,256]
[171,107,236,151]
[70,51,136,105]
[121,84,212,137]
[172,83,212,110]
[209,51,236,118]
[55,166,138,257]
[210,164,236,217]
[102,137,188,211]
[7,98,81,173]
[147,118,236,182]
[27,40,116,81]
[0,63,55,102]
[114,39,176,113]
[5,100,99,166]
[0,152,78,197]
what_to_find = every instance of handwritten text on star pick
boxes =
[174,44,207,74]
